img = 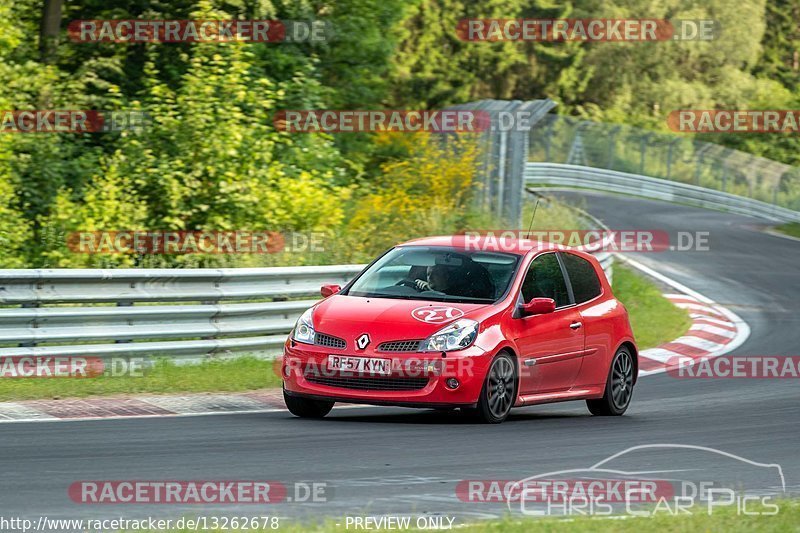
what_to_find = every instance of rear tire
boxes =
[284,390,334,418]
[471,352,517,424]
[587,347,634,416]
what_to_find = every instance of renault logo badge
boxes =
[356,333,370,350]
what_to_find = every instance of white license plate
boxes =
[327,355,391,376]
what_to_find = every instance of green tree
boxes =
[389,0,583,108]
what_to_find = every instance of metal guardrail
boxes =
[526,163,800,223]
[594,252,613,286]
[0,254,613,360]
[0,266,364,359]
[530,114,800,212]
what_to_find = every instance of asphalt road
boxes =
[2,192,798,526]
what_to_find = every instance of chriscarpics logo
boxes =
[504,444,784,517]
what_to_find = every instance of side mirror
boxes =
[321,284,341,298]
[521,297,556,316]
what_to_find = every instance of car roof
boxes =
[398,235,571,256]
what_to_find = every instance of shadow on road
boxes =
[281,406,595,425]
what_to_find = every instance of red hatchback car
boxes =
[282,236,637,423]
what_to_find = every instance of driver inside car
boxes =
[413,264,450,292]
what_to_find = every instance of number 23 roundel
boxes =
[411,306,465,323]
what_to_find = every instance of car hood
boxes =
[312,295,489,342]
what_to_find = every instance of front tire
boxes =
[471,352,517,424]
[587,346,634,416]
[284,390,334,418]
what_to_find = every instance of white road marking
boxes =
[621,255,750,377]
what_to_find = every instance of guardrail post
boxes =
[695,154,703,186]
[19,302,38,347]
[607,126,620,169]
[639,136,648,174]
[200,298,218,341]
[544,120,553,161]
[666,138,679,180]
[496,129,508,218]
[115,301,133,343]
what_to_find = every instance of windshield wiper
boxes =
[423,296,495,304]
[350,292,416,300]
[349,292,494,304]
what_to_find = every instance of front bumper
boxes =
[282,339,492,407]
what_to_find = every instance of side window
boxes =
[561,252,602,304]
[521,253,570,308]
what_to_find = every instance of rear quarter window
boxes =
[561,252,602,304]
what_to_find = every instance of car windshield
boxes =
[345,246,520,304]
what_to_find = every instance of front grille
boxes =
[314,332,346,349]
[377,340,422,353]
[305,374,429,391]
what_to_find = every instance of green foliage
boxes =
[0,167,31,268]
[774,222,800,239]
[754,0,800,88]
[0,2,34,266]
[0,0,799,269]
[328,132,486,263]
[389,0,582,108]
[562,0,769,125]
[38,163,149,267]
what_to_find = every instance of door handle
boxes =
[570,322,582,330]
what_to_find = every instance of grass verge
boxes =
[129,499,799,532]
[612,264,691,350]
[774,222,800,239]
[0,356,281,402]
[0,262,690,402]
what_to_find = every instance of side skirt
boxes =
[515,385,606,407]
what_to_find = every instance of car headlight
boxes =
[292,308,316,344]
[421,319,479,352]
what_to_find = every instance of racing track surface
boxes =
[1,192,799,524]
